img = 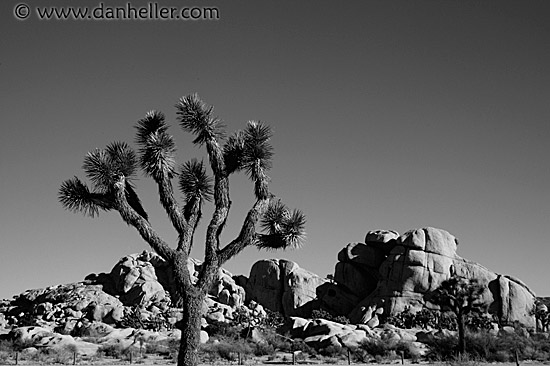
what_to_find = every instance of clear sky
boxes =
[1,0,549,300]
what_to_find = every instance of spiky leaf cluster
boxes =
[60,142,148,219]
[58,176,112,217]
[241,121,273,180]
[223,121,273,181]
[135,111,177,180]
[257,200,306,250]
[176,94,225,145]
[429,276,486,315]
[179,159,213,202]
[82,141,137,192]
[223,130,245,174]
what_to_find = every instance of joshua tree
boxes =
[429,276,485,356]
[58,94,306,366]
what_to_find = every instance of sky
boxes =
[1,0,549,301]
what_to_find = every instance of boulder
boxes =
[200,330,209,344]
[20,347,39,357]
[245,259,282,312]
[365,230,399,254]
[317,283,360,316]
[8,326,99,356]
[109,253,169,307]
[365,230,400,244]
[246,259,326,316]
[334,242,385,298]
[378,324,417,342]
[284,317,371,350]
[79,322,116,338]
[209,269,246,308]
[333,262,378,298]
[339,329,368,348]
[301,318,353,338]
[319,232,401,316]
[498,275,536,326]
[73,340,101,356]
[283,261,327,316]
[304,334,342,350]
[337,242,386,268]
[283,316,310,337]
[10,326,53,344]
[397,228,457,257]
[34,333,76,348]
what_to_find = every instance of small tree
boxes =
[534,301,549,332]
[429,276,486,356]
[58,94,306,366]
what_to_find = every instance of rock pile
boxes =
[0,226,540,357]
[3,283,125,333]
[314,227,536,328]
[0,250,261,354]
[283,316,428,355]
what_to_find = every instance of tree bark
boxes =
[178,292,204,366]
[172,250,219,366]
[457,312,466,356]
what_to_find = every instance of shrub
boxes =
[0,352,9,364]
[98,343,132,360]
[121,306,172,331]
[358,339,387,358]
[144,339,173,357]
[394,340,421,361]
[423,327,550,363]
[200,340,252,362]
[262,309,286,329]
[385,306,496,333]
[49,347,75,364]
[260,329,294,352]
[465,312,495,331]
[386,307,450,330]
[311,309,350,324]
[207,321,242,341]
[424,333,458,361]
[386,306,417,328]
[20,347,75,364]
[0,340,15,353]
[0,342,14,364]
[447,352,481,366]
[319,344,343,357]
[251,341,275,356]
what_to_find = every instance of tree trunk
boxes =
[178,293,204,366]
[457,312,466,356]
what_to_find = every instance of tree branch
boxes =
[155,176,187,236]
[218,193,271,266]
[217,165,272,266]
[113,176,175,262]
[197,140,231,292]
[178,198,202,254]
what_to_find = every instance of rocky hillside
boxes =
[0,227,541,354]
[0,251,265,354]
[241,227,537,330]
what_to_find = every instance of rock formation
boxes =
[0,250,256,355]
[283,316,428,355]
[242,259,327,316]
[317,227,536,328]
[0,226,540,357]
